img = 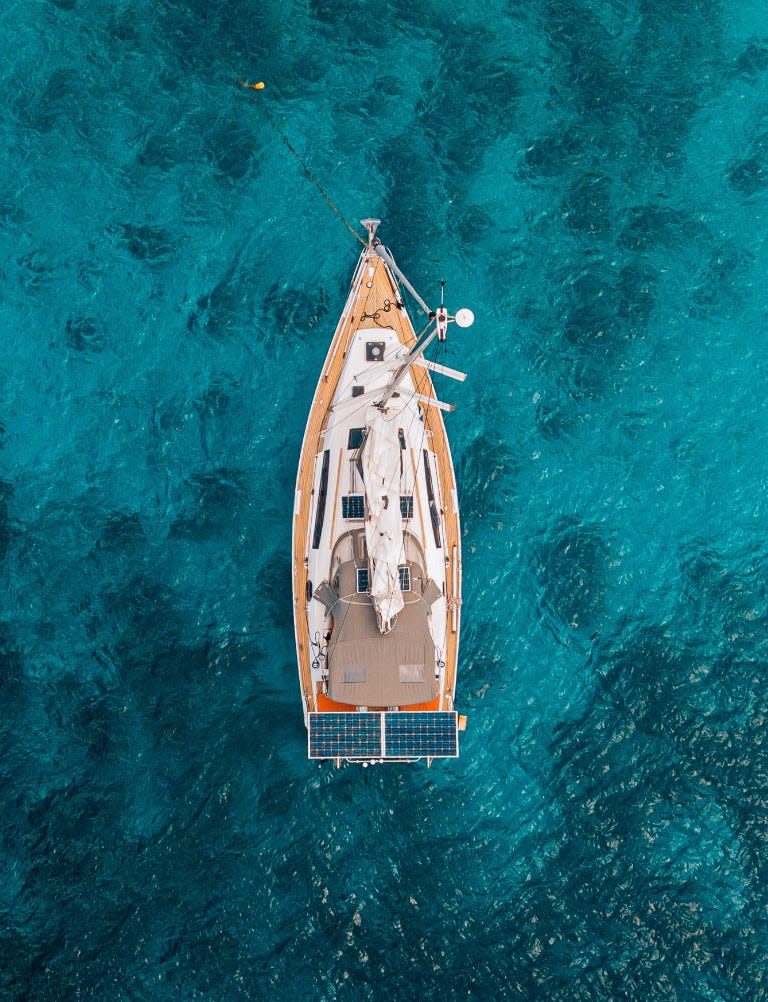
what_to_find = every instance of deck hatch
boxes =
[422,449,442,548]
[311,450,331,549]
[342,495,365,519]
[400,495,414,519]
[366,341,385,362]
[308,712,459,760]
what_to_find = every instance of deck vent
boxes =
[366,341,385,362]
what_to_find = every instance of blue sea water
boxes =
[2,0,768,998]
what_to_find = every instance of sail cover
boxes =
[362,405,405,631]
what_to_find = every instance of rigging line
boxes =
[399,384,435,565]
[324,320,437,584]
[375,245,432,318]
[414,346,450,670]
[368,338,441,595]
[330,316,435,430]
[172,0,367,250]
[358,388,429,623]
[387,340,444,648]
[363,320,436,521]
[344,338,443,642]
[238,82,367,249]
[438,340,453,656]
[379,318,442,500]
[324,274,442,631]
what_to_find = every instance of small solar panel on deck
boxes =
[385,712,458,759]
[342,495,365,519]
[308,712,381,759]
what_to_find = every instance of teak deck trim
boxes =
[292,249,461,717]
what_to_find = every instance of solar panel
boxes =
[308,711,459,760]
[308,712,380,759]
[385,712,459,759]
[341,495,365,519]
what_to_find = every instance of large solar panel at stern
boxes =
[308,712,381,759]
[308,711,460,760]
[384,712,459,759]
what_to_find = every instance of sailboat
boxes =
[292,219,473,764]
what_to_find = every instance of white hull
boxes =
[292,224,465,762]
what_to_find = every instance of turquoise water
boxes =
[2,0,768,998]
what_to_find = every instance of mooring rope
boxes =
[238,79,367,248]
[158,0,367,248]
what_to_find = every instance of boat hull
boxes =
[292,238,462,762]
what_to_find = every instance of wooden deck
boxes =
[292,247,462,718]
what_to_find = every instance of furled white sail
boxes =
[362,404,404,632]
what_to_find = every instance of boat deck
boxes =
[292,247,462,719]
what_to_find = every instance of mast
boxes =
[375,308,449,411]
[358,221,473,633]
